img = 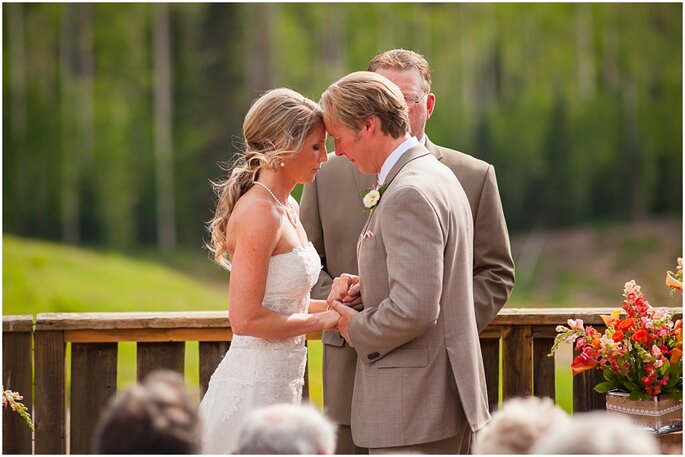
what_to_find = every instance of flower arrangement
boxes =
[2,387,34,431]
[550,261,683,401]
[361,184,387,214]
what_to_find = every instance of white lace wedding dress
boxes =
[198,243,321,454]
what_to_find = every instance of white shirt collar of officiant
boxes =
[377,136,420,186]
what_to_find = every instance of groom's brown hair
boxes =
[320,71,410,139]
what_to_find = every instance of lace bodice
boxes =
[230,242,321,348]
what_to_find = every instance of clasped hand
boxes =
[326,273,362,346]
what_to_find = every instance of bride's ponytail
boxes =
[207,88,323,266]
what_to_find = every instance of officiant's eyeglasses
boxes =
[404,92,428,106]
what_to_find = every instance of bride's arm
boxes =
[308,299,328,313]
[227,201,338,339]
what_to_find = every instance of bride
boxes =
[200,88,341,454]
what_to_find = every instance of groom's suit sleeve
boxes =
[348,185,445,360]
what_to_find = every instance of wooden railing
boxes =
[3,307,681,454]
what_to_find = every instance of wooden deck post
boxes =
[502,324,533,399]
[3,315,34,455]
[70,343,118,454]
[33,328,66,454]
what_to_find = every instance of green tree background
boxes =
[3,2,682,251]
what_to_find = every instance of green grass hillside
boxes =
[3,235,228,315]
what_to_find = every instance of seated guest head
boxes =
[530,410,660,454]
[92,370,200,454]
[235,402,337,454]
[473,396,570,454]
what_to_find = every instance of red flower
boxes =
[632,328,649,345]
[612,330,624,343]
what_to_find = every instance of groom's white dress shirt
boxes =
[377,136,419,186]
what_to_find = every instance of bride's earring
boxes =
[280,162,285,168]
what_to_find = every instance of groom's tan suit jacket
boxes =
[300,139,515,440]
[351,144,488,447]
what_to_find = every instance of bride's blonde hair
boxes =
[207,88,323,265]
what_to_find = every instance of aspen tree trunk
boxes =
[576,3,596,100]
[153,3,177,250]
[8,3,28,232]
[245,3,274,95]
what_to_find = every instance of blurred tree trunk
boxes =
[245,3,275,96]
[59,4,94,244]
[152,3,177,250]
[317,3,346,89]
[576,3,596,100]
[7,3,28,233]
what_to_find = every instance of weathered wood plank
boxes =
[2,316,33,455]
[502,325,532,399]
[64,328,323,343]
[480,337,500,411]
[491,307,681,326]
[35,311,230,330]
[34,330,66,454]
[34,308,681,331]
[70,343,117,454]
[199,341,230,400]
[3,315,33,332]
[573,364,606,413]
[66,328,233,343]
[533,337,555,400]
[137,342,185,382]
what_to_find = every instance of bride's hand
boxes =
[319,309,341,330]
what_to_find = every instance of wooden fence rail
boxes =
[3,307,681,454]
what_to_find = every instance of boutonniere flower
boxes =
[361,184,387,214]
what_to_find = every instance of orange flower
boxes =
[601,309,622,326]
[571,348,599,376]
[671,345,682,365]
[616,318,636,332]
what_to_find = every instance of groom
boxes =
[321,71,490,454]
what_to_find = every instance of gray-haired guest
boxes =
[235,403,337,454]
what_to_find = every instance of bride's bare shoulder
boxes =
[228,191,281,246]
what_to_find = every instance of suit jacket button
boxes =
[367,352,380,360]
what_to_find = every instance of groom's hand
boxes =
[330,299,358,346]
[327,273,361,307]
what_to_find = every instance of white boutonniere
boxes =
[361,184,387,214]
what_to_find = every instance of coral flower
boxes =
[571,348,599,376]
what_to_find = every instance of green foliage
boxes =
[2,3,682,246]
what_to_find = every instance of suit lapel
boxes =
[424,138,444,162]
[382,144,431,189]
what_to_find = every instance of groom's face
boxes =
[326,118,375,175]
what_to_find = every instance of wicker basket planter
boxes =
[606,391,682,433]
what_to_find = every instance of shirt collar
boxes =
[378,136,420,185]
